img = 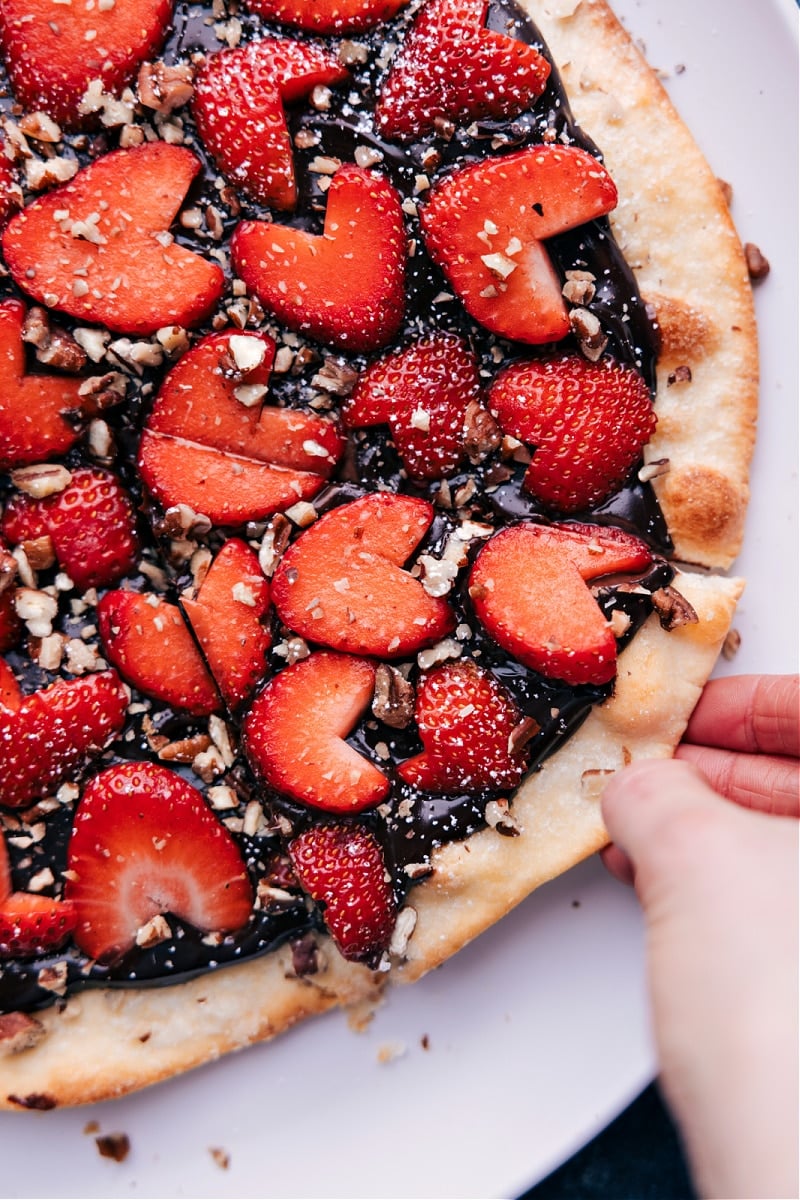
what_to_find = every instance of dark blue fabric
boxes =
[518,1084,696,1200]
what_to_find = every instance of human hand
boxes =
[601,675,799,1200]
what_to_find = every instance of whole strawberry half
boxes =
[65,762,254,963]
[1,467,140,592]
[98,591,222,717]
[469,522,653,686]
[398,660,529,793]
[376,0,550,142]
[232,165,406,354]
[243,651,389,814]
[288,822,397,965]
[183,538,272,711]
[243,0,409,34]
[0,0,172,129]
[0,670,129,809]
[419,145,618,344]
[344,333,483,480]
[0,299,92,471]
[270,493,456,658]
[193,37,348,210]
[489,353,657,511]
[138,330,344,525]
[3,144,225,335]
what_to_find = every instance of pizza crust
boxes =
[0,0,755,1107]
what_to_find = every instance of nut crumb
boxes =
[210,1147,230,1170]
[744,242,770,282]
[96,1133,130,1162]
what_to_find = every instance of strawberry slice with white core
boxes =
[288,822,397,965]
[0,299,91,470]
[243,0,410,34]
[231,165,406,354]
[419,145,618,344]
[138,330,344,525]
[98,591,222,717]
[271,493,456,658]
[65,762,254,963]
[3,144,225,336]
[343,333,483,480]
[0,670,129,809]
[376,0,550,142]
[183,538,272,711]
[0,0,172,129]
[193,38,349,210]
[469,522,653,686]
[243,651,390,814]
[398,660,529,792]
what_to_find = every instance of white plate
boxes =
[2,2,797,1196]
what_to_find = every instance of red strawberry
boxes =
[244,651,388,813]
[0,826,10,898]
[65,762,254,963]
[2,467,140,592]
[469,522,653,685]
[0,591,21,655]
[288,822,396,964]
[0,0,171,129]
[344,333,483,480]
[271,494,456,658]
[0,670,129,809]
[0,299,91,470]
[489,354,657,511]
[0,146,21,228]
[0,892,77,958]
[243,0,409,34]
[398,660,529,792]
[0,656,21,711]
[98,591,221,717]
[376,0,550,142]
[232,165,406,354]
[138,330,344,525]
[3,144,225,336]
[193,38,348,210]
[183,539,271,711]
[419,145,618,344]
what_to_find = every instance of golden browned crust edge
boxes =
[531,0,758,569]
[0,0,754,1108]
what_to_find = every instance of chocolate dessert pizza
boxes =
[0,0,755,1107]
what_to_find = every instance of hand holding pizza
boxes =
[602,675,799,1200]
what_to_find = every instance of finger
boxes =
[683,674,799,757]
[599,842,634,886]
[676,743,800,816]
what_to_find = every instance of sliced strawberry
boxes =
[232,165,406,354]
[0,0,172,129]
[193,38,348,210]
[244,651,388,813]
[490,354,657,511]
[469,522,653,685]
[398,660,529,792]
[288,822,396,965]
[376,0,550,142]
[0,585,22,655]
[0,299,91,470]
[0,657,21,712]
[0,670,129,809]
[138,330,344,525]
[419,145,618,344]
[183,539,271,711]
[65,762,254,963]
[271,494,456,657]
[0,146,21,228]
[2,467,140,592]
[0,826,10,899]
[97,591,221,717]
[344,333,483,480]
[0,892,77,958]
[3,144,225,335]
[243,0,409,34]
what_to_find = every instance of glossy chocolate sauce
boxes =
[1,0,672,1010]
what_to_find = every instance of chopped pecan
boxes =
[137,61,195,114]
[650,586,699,631]
[96,1133,131,1162]
[744,242,770,282]
[463,400,501,464]
[0,1012,47,1057]
[289,932,320,977]
[372,663,415,729]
